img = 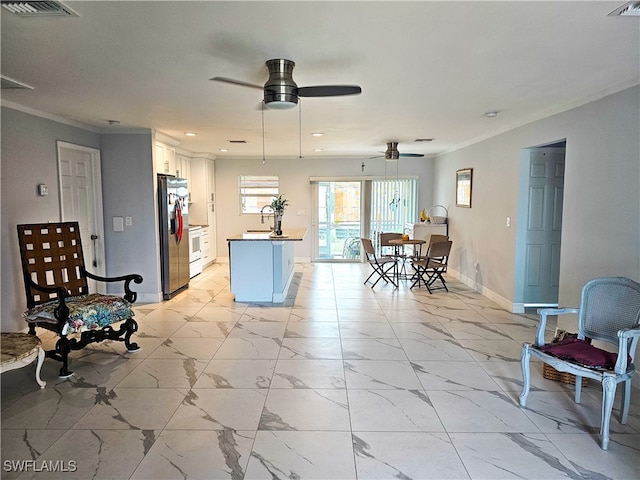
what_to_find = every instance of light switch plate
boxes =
[37,184,48,196]
[112,216,124,232]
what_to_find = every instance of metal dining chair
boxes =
[361,237,397,288]
[410,240,452,292]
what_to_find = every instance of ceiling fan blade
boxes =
[297,85,362,97]
[210,77,263,90]
[399,153,424,157]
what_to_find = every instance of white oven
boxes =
[188,226,203,278]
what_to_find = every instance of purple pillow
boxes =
[538,337,630,370]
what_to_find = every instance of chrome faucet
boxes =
[260,205,275,231]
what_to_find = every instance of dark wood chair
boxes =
[17,222,143,377]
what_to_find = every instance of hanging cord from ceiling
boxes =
[385,158,400,211]
[298,99,303,159]
[261,101,266,165]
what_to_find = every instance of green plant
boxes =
[270,194,289,214]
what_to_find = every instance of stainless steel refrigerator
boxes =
[158,174,190,300]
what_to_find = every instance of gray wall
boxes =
[1,107,101,331]
[100,133,161,299]
[433,85,640,312]
[1,108,162,332]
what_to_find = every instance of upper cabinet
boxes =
[175,153,191,184]
[155,141,176,175]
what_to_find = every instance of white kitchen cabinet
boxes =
[189,154,217,263]
[175,154,191,182]
[200,226,211,265]
[155,142,176,175]
[406,222,448,241]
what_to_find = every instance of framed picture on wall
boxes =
[456,168,473,208]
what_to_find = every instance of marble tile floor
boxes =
[1,262,639,480]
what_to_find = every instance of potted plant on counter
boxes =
[270,194,289,236]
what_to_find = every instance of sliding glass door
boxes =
[311,176,418,262]
[314,181,362,261]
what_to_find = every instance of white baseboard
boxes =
[449,268,520,313]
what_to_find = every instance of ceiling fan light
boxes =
[264,58,299,109]
[265,99,298,109]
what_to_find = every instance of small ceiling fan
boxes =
[210,58,362,109]
[372,142,425,160]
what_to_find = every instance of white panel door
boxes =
[523,148,565,304]
[57,142,105,292]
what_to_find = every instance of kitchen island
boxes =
[227,228,307,303]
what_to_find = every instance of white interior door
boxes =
[523,147,565,305]
[57,141,105,292]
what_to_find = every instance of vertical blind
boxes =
[370,178,419,248]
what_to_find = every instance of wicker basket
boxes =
[542,363,588,387]
[427,204,448,224]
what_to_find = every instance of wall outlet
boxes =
[37,184,48,196]
[125,216,132,226]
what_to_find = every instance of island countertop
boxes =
[227,228,307,242]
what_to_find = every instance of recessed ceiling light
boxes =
[107,120,120,125]
[184,132,197,136]
[311,132,324,137]
[313,148,323,152]
[219,148,228,152]
[484,111,499,118]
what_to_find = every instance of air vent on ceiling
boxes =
[1,1,78,16]
[608,1,640,16]
[0,75,34,90]
[228,140,247,144]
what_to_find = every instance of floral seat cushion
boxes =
[23,293,134,335]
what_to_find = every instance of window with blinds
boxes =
[239,175,279,214]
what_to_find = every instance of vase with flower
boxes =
[270,194,289,236]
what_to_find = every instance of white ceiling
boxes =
[1,1,638,158]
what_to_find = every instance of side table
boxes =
[1,332,46,388]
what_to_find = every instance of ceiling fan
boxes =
[372,142,425,160]
[210,58,362,109]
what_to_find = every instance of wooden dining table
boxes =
[388,238,426,281]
